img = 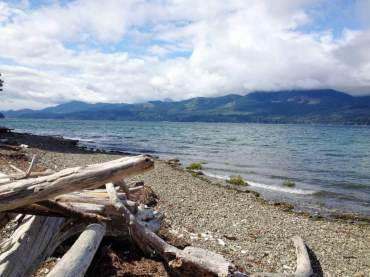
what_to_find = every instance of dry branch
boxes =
[25,154,37,178]
[9,165,24,174]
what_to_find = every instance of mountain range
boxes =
[2,89,370,124]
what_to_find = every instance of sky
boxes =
[1,0,370,110]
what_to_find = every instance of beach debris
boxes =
[0,154,315,277]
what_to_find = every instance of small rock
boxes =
[353,272,365,277]
[224,234,237,241]
[217,238,226,246]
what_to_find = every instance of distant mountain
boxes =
[0,112,4,119]
[3,90,370,124]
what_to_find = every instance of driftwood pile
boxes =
[0,154,314,277]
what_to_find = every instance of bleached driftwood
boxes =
[55,190,138,214]
[47,223,106,277]
[0,172,10,185]
[106,182,234,276]
[0,216,70,277]
[39,200,109,221]
[9,165,24,174]
[249,236,313,277]
[24,154,37,178]
[116,180,131,199]
[0,209,159,277]
[0,214,128,277]
[0,155,153,213]
[0,170,55,183]
[106,183,313,277]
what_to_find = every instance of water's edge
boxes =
[2,119,369,220]
[164,159,370,224]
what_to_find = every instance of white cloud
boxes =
[0,0,370,110]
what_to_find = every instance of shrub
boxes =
[186,162,202,171]
[226,175,247,186]
[282,180,296,187]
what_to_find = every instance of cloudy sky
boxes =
[1,0,370,109]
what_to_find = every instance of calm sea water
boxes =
[2,119,370,216]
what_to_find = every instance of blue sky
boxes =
[0,0,370,109]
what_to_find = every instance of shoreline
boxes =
[1,131,369,276]
[167,159,370,225]
[4,130,370,223]
[2,119,369,220]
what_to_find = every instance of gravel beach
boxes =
[0,133,369,277]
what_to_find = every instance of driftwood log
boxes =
[0,155,315,277]
[0,155,153,212]
[0,216,69,277]
[47,223,106,277]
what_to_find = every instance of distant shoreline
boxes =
[3,89,370,125]
[3,117,370,126]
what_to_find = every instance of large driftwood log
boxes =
[0,214,127,277]
[0,155,153,213]
[0,216,68,277]
[0,189,161,277]
[47,223,106,277]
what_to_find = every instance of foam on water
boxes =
[203,171,317,195]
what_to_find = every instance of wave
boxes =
[203,171,317,195]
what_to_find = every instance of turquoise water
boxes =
[2,119,370,216]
